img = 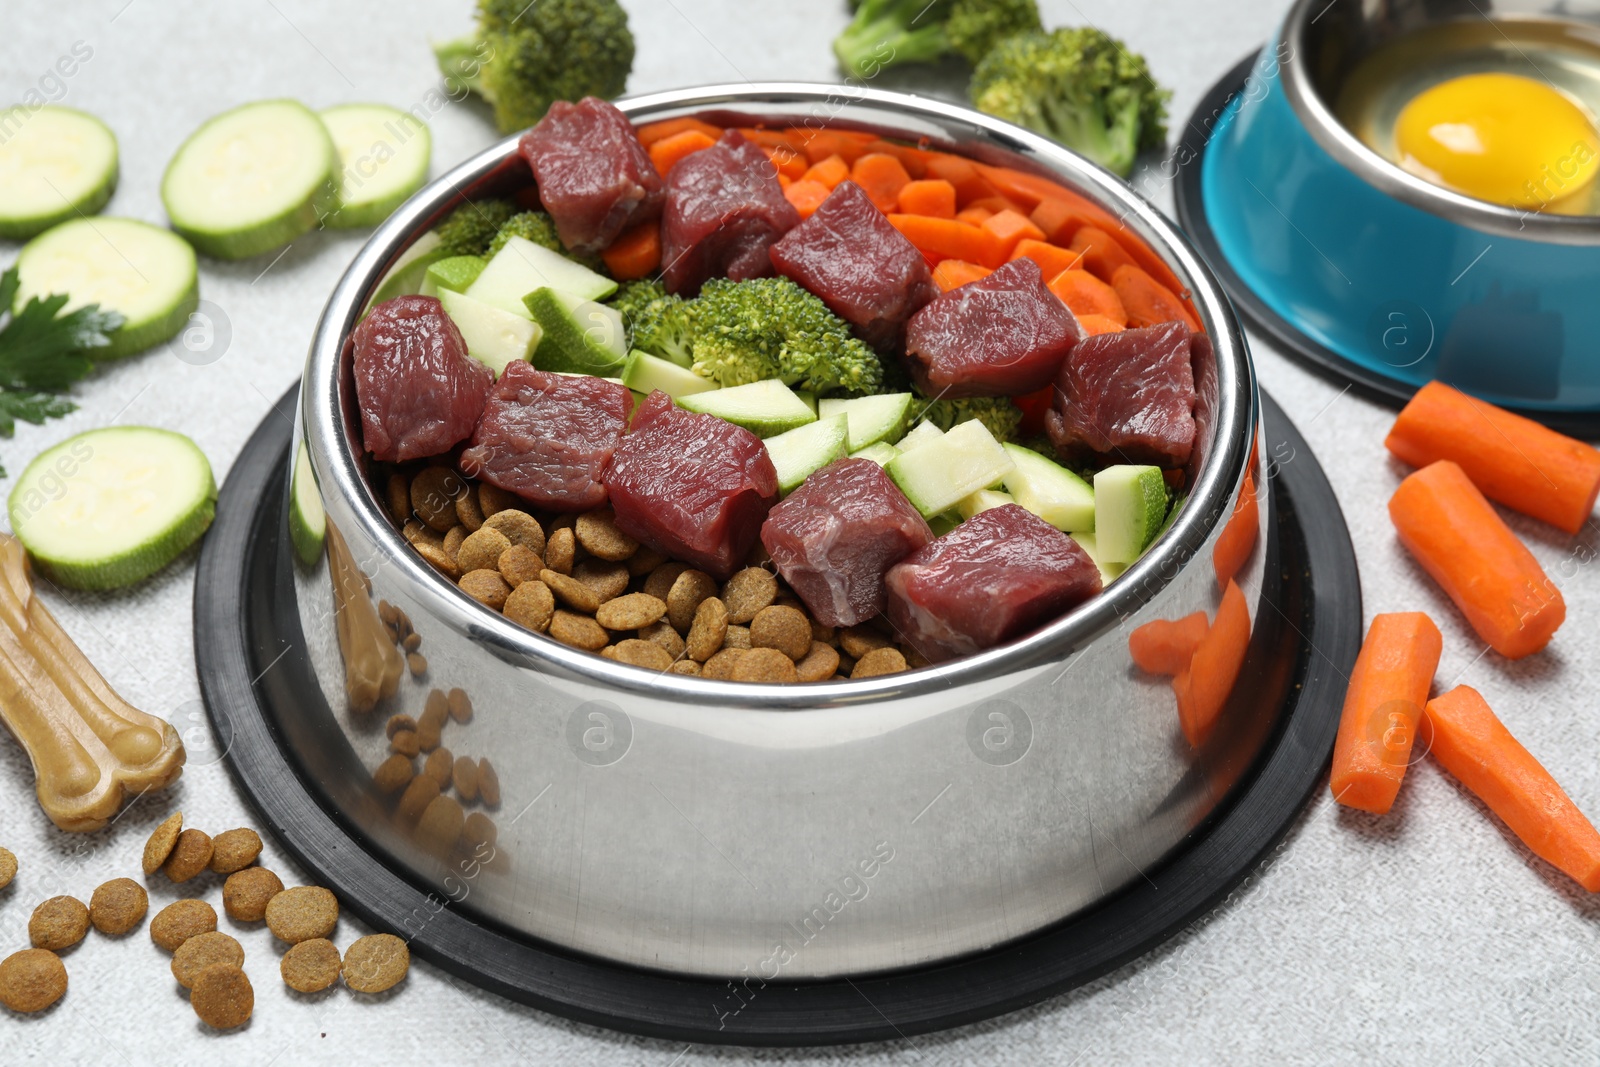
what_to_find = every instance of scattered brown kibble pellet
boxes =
[642,562,690,603]
[702,648,747,680]
[142,811,183,875]
[411,467,465,532]
[210,829,263,875]
[575,509,638,561]
[666,570,718,632]
[504,579,556,632]
[0,846,14,889]
[498,544,543,588]
[446,687,473,724]
[343,933,410,994]
[463,812,497,849]
[424,748,454,789]
[389,729,421,758]
[638,619,686,659]
[223,868,283,923]
[478,483,517,519]
[545,526,576,574]
[385,472,412,524]
[373,754,415,795]
[418,795,466,852]
[723,624,752,650]
[811,618,836,645]
[396,776,440,823]
[171,932,245,990]
[89,878,148,936]
[839,625,892,660]
[599,645,618,659]
[852,647,908,678]
[572,559,629,602]
[611,638,674,671]
[403,519,443,549]
[626,545,669,577]
[413,541,460,580]
[407,651,429,677]
[668,659,702,676]
[550,610,608,651]
[0,949,66,1013]
[456,527,512,574]
[750,605,812,661]
[455,487,486,531]
[731,647,800,683]
[722,567,778,624]
[442,524,468,560]
[478,758,501,808]
[281,938,342,994]
[151,899,218,952]
[481,509,544,555]
[403,631,422,653]
[166,829,214,883]
[795,642,841,683]
[596,592,667,631]
[686,597,729,661]
[452,756,480,803]
[265,886,339,945]
[190,964,253,1029]
[548,513,577,534]
[418,702,446,754]
[385,714,416,739]
[29,896,89,951]
[541,568,600,613]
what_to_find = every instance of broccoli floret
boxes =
[434,0,634,134]
[432,198,520,257]
[690,278,885,396]
[833,0,1041,81]
[915,396,1024,442]
[969,28,1170,177]
[612,279,695,368]
[486,210,609,273]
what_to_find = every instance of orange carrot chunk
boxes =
[1076,314,1125,337]
[647,129,717,178]
[1212,470,1259,591]
[599,220,662,280]
[1030,198,1087,244]
[955,206,995,227]
[852,152,913,213]
[897,179,958,219]
[1389,460,1565,658]
[1386,381,1600,536]
[635,117,723,147]
[1423,685,1600,892]
[1010,238,1082,281]
[802,154,851,190]
[930,259,992,292]
[1329,612,1443,814]
[981,209,1046,259]
[1069,227,1138,282]
[922,154,998,206]
[1173,579,1251,747]
[796,129,877,165]
[783,179,832,220]
[736,127,806,151]
[886,215,1006,269]
[765,145,809,181]
[1129,612,1210,676]
[1047,269,1126,325]
[1112,265,1202,332]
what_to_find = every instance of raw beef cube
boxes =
[519,97,664,255]
[353,295,493,463]
[660,129,801,296]
[1046,322,1197,467]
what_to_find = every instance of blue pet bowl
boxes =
[1175,0,1600,433]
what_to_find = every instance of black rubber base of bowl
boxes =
[195,385,1359,1046]
[1174,52,1600,438]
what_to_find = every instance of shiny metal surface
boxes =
[1280,0,1600,244]
[290,84,1267,979]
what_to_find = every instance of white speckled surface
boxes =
[3,2,1599,1063]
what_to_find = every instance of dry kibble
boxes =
[385,471,412,524]
[396,776,440,823]
[840,625,892,660]
[575,509,639,561]
[545,527,576,574]
[463,812,497,849]
[0,949,66,1013]
[151,899,218,952]
[265,886,339,945]
[460,568,511,610]
[722,567,778,624]
[643,562,690,603]
[666,570,718,632]
[686,597,729,662]
[446,687,473,724]
[457,527,512,574]
[541,568,601,613]
[638,619,686,659]
[210,829,263,875]
[611,638,674,671]
[389,729,421,758]
[626,544,669,577]
[385,714,416,739]
[667,660,702,676]
[504,579,556,632]
[731,647,800,683]
[190,965,253,1029]
[702,648,747,680]
[166,829,214,883]
[442,524,468,560]
[343,933,410,994]
[772,593,805,611]
[573,559,630,603]
[478,483,517,519]
[0,847,14,889]
[413,539,460,580]
[600,644,618,659]
[282,938,342,994]
[408,651,429,676]
[455,488,486,531]
[596,593,667,631]
[836,651,857,677]
[750,605,813,661]
[550,610,609,651]
[453,756,480,803]
[411,467,466,531]
[223,868,283,923]
[548,513,577,534]
[424,748,455,789]
[29,896,89,951]
[402,630,422,651]
[403,519,443,549]
[89,878,148,936]
[171,932,245,989]
[795,642,841,683]
[478,758,501,808]
[498,544,543,587]
[417,795,466,852]
[143,812,183,875]
[482,509,545,555]
[852,647,909,678]
[372,754,414,795]
[723,624,752,650]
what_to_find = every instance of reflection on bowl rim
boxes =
[1280,0,1600,245]
[303,82,1254,710]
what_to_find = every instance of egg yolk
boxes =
[1394,72,1600,208]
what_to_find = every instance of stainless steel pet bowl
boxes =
[289,84,1265,980]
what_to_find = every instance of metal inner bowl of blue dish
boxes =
[1202,0,1600,413]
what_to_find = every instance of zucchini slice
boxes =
[0,106,119,240]
[320,104,431,229]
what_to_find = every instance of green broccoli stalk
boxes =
[916,396,1024,443]
[969,27,1170,177]
[486,210,609,273]
[690,278,885,396]
[833,0,1041,81]
[432,198,520,257]
[434,0,635,134]
[612,279,696,368]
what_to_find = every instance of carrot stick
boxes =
[1173,579,1251,746]
[1070,227,1139,282]
[981,209,1046,259]
[1329,612,1443,814]
[635,117,723,148]
[922,154,998,206]
[1422,685,1600,891]
[647,129,717,178]
[1212,469,1259,591]
[1129,611,1210,675]
[1388,460,1565,659]
[1010,238,1082,280]
[858,140,933,179]
[1047,269,1126,325]
[1076,314,1125,337]
[736,127,806,151]
[765,145,810,181]
[851,153,913,213]
[966,195,1027,217]
[930,259,992,292]
[897,179,957,219]
[1112,264,1202,332]
[887,215,1006,269]
[1029,198,1087,245]
[795,129,877,165]
[802,154,851,190]
[783,179,832,220]
[599,220,661,280]
[1386,381,1600,535]
[955,206,995,227]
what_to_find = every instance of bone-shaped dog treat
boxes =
[326,521,403,712]
[0,533,184,832]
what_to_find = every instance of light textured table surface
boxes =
[4,1,1599,1064]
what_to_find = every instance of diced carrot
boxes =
[858,140,933,178]
[887,215,1006,269]
[852,153,913,214]
[1422,685,1600,892]
[783,179,832,220]
[802,154,851,190]
[1386,381,1600,535]
[600,220,662,281]
[955,206,995,226]
[1389,460,1565,659]
[736,127,806,151]
[1129,612,1210,675]
[897,179,957,219]
[765,145,809,181]
[1112,264,1202,332]
[1010,238,1082,280]
[930,259,992,292]
[795,129,878,165]
[635,116,723,148]
[1212,470,1259,591]
[967,196,1028,217]
[778,174,792,189]
[1047,269,1126,325]
[922,154,998,205]
[1070,227,1139,282]
[982,209,1046,259]
[648,129,717,178]
[1030,198,1088,244]
[1076,314,1125,337]
[1329,612,1443,814]
[1173,579,1251,747]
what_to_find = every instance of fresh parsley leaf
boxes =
[0,391,78,437]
